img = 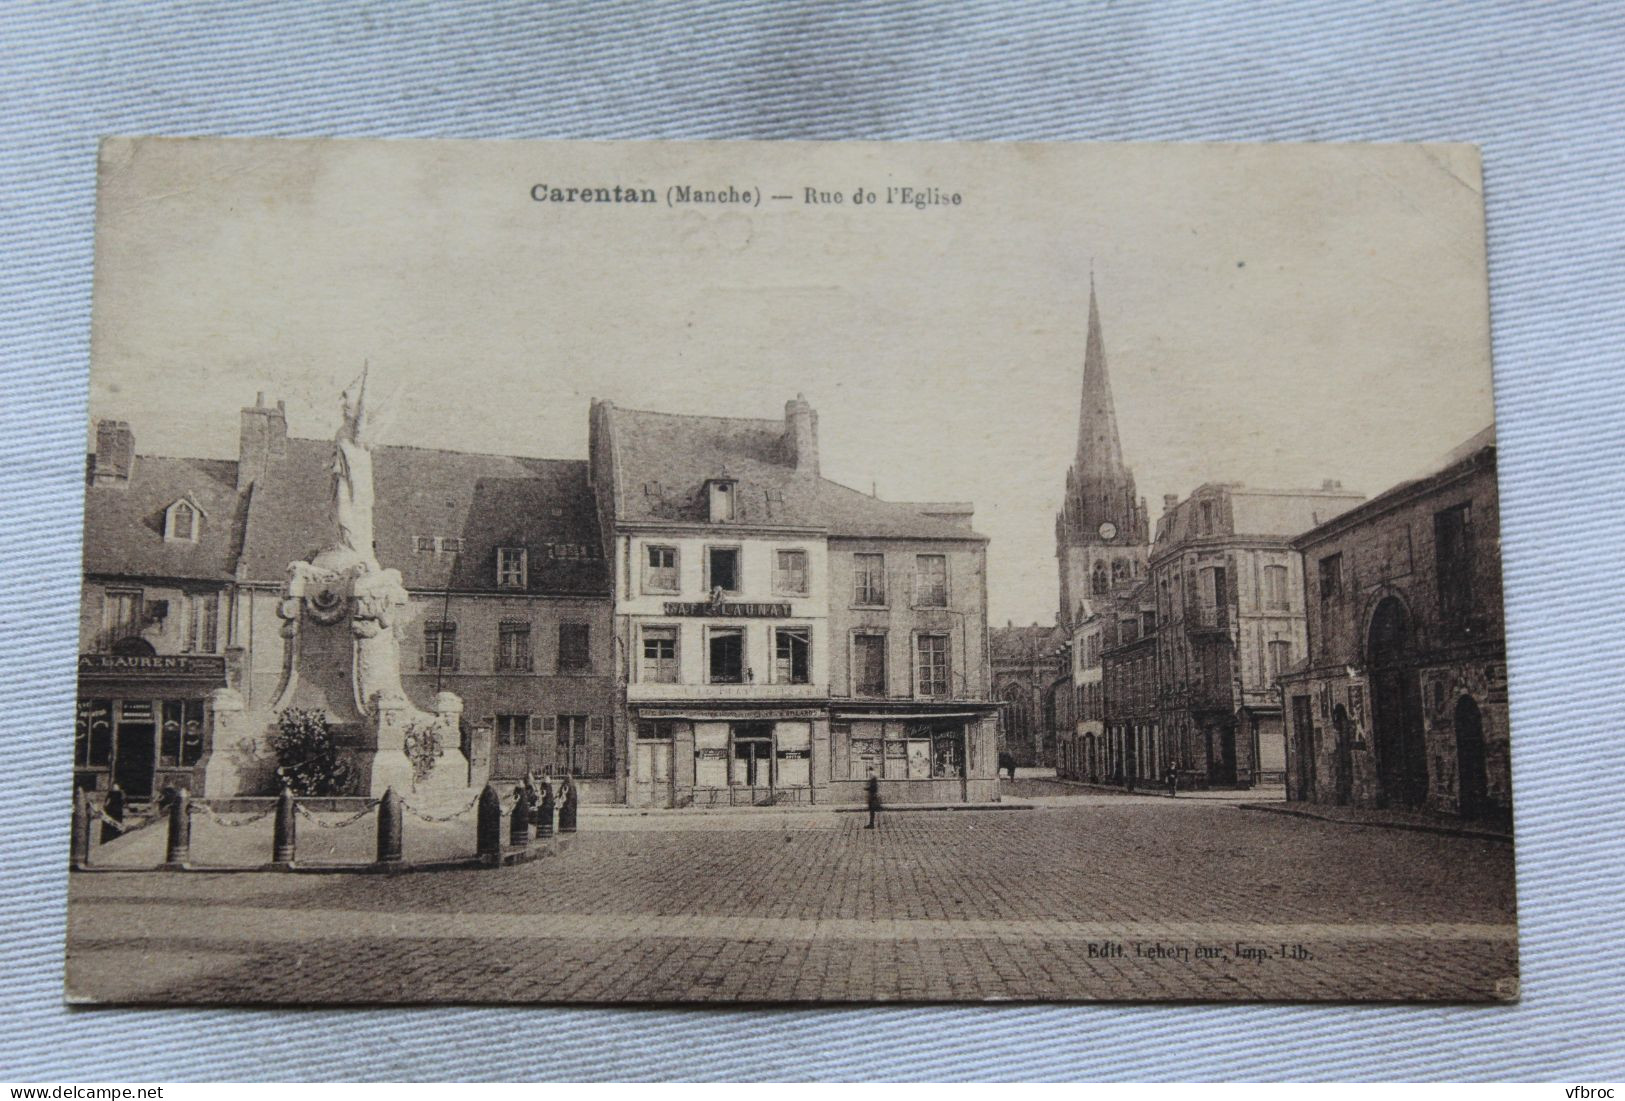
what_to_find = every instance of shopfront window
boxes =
[159,699,206,767]
[846,723,881,780]
[75,699,113,768]
[930,725,965,778]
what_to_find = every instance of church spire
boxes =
[1076,276,1126,478]
[1055,277,1150,628]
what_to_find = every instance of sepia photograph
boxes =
[65,136,1517,1005]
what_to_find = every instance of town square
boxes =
[64,138,1514,1005]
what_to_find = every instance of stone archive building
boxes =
[1279,428,1510,822]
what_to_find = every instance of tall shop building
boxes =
[590,395,999,808]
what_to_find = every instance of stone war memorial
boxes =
[204,369,479,804]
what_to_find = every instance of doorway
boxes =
[731,722,774,794]
[1331,704,1354,805]
[1290,695,1315,801]
[1368,597,1428,808]
[633,740,673,807]
[1454,695,1489,818]
[1208,722,1237,786]
[113,702,156,800]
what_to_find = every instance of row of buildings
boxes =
[993,284,1510,821]
[75,392,999,807]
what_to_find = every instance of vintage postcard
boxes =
[66,137,1516,1004]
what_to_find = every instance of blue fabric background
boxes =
[3,0,1623,1082]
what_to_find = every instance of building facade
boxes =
[1101,583,1160,787]
[75,421,237,799]
[990,622,1064,767]
[78,395,618,801]
[591,396,998,808]
[1279,429,1509,821]
[1149,482,1364,789]
[1058,611,1105,782]
[1056,581,1149,784]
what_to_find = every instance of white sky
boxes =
[89,138,1495,626]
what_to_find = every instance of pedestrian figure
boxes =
[558,774,578,834]
[1166,767,1178,798]
[100,784,125,844]
[998,752,1017,782]
[865,772,881,829]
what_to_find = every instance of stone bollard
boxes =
[272,784,297,866]
[70,789,92,871]
[475,783,503,864]
[558,779,578,835]
[509,792,531,849]
[100,785,126,845]
[163,788,191,869]
[536,782,556,839]
[376,787,403,866]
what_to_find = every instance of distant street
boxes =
[67,784,1517,1004]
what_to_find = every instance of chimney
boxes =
[916,502,976,531]
[1162,494,1179,513]
[91,420,134,486]
[238,393,288,490]
[784,394,819,476]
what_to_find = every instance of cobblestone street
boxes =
[66,792,1518,1004]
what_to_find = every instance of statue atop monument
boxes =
[217,364,480,803]
[331,366,380,571]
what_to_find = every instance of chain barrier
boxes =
[294,801,380,830]
[186,801,279,828]
[398,790,483,823]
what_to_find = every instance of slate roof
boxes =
[1290,425,1497,551]
[990,623,1064,664]
[81,455,247,582]
[599,404,985,541]
[238,437,608,594]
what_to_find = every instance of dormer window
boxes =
[496,547,528,589]
[163,498,201,543]
[708,479,737,523]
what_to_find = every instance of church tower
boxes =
[1055,280,1151,629]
